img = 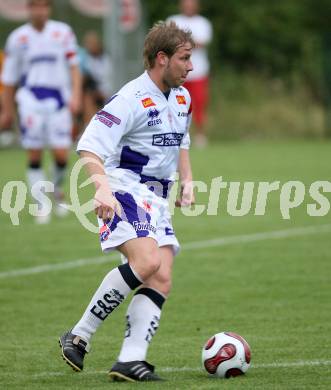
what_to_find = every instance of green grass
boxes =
[207,70,325,140]
[0,141,331,389]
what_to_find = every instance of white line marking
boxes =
[8,359,330,378]
[182,224,331,250]
[0,224,330,279]
[0,255,118,279]
[252,360,331,369]
[161,360,331,371]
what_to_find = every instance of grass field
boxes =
[0,141,330,389]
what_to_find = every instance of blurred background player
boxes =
[79,30,112,128]
[168,0,212,147]
[0,48,15,147]
[0,0,81,223]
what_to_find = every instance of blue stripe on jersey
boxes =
[119,146,149,174]
[118,146,173,198]
[29,87,65,109]
[30,55,57,64]
[140,174,173,199]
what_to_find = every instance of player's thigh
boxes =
[47,107,73,148]
[118,237,161,280]
[143,245,174,297]
[18,107,45,149]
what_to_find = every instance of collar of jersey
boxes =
[142,71,172,99]
[29,20,50,34]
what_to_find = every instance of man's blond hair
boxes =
[143,21,194,70]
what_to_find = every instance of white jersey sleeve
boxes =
[62,25,79,66]
[180,96,192,150]
[194,16,212,46]
[1,31,22,85]
[77,94,133,161]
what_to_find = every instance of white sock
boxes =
[72,263,142,343]
[118,288,165,362]
[52,162,67,198]
[27,167,46,207]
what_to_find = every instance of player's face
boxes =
[180,0,199,17]
[29,0,51,26]
[163,42,193,89]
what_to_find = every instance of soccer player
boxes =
[0,0,81,223]
[59,21,195,382]
[168,0,213,147]
[80,30,112,127]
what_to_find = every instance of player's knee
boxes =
[129,251,161,280]
[143,253,161,276]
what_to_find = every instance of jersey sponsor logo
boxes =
[99,223,111,242]
[148,119,162,127]
[147,108,159,119]
[178,111,188,117]
[176,95,186,105]
[141,97,156,108]
[152,132,184,147]
[95,109,121,128]
[133,221,156,234]
[147,108,162,126]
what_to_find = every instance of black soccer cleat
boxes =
[59,331,90,372]
[109,360,163,382]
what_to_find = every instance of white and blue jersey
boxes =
[1,20,79,149]
[1,20,79,112]
[77,71,192,254]
[77,71,192,197]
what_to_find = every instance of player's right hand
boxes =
[0,111,14,130]
[175,181,195,207]
[94,186,122,221]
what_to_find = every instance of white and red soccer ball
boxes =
[202,332,251,378]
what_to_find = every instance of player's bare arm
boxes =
[176,148,195,207]
[0,84,16,129]
[69,64,82,115]
[79,150,121,220]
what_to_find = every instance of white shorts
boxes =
[98,180,180,256]
[18,105,72,149]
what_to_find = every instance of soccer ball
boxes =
[202,332,251,378]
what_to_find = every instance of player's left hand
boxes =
[0,111,14,130]
[69,96,81,115]
[175,181,195,207]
